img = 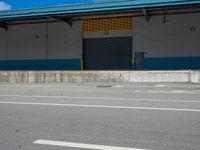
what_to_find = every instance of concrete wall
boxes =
[0,70,199,83]
[133,13,200,69]
[0,21,82,70]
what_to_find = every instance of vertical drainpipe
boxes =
[81,59,84,70]
[132,57,135,69]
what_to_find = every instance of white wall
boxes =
[1,13,200,61]
[4,24,46,60]
[133,13,200,57]
[48,21,82,59]
[0,21,82,60]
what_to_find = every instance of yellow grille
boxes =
[83,16,132,32]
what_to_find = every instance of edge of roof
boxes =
[0,0,200,19]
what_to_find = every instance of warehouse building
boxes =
[0,0,200,70]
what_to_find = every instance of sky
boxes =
[0,0,106,10]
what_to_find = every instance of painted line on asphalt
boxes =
[0,94,199,103]
[154,85,165,87]
[114,85,124,88]
[134,90,194,94]
[43,89,200,94]
[172,90,184,93]
[0,101,200,112]
[34,139,149,150]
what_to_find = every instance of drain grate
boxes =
[96,85,112,88]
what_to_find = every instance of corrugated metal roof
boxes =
[0,0,200,19]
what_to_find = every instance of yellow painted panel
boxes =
[83,16,132,32]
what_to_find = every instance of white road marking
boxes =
[134,90,141,93]
[0,101,200,112]
[114,85,124,88]
[134,90,177,94]
[53,89,200,95]
[133,90,173,93]
[173,90,184,93]
[154,85,165,87]
[131,90,199,94]
[132,90,198,94]
[34,139,150,150]
[0,94,200,103]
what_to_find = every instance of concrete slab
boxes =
[0,70,199,83]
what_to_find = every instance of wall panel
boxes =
[133,13,200,57]
[6,24,46,60]
[48,21,82,59]
[133,13,200,69]
[0,21,82,70]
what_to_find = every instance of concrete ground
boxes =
[0,82,200,150]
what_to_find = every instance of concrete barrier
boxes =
[190,70,200,83]
[0,70,199,83]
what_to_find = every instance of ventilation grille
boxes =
[83,16,132,32]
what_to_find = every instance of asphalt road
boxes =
[0,83,200,150]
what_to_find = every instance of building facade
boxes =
[0,0,200,70]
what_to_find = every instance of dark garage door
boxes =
[83,37,132,70]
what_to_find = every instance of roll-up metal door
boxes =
[83,37,132,70]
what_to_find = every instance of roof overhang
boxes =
[0,0,200,27]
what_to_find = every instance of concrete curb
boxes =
[0,70,199,83]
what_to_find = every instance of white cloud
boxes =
[0,1,11,10]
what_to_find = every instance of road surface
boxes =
[0,83,200,150]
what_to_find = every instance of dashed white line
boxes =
[34,139,150,150]
[0,101,200,112]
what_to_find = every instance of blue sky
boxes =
[0,0,103,10]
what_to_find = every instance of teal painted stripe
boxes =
[144,57,200,70]
[1,57,199,70]
[0,59,81,70]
